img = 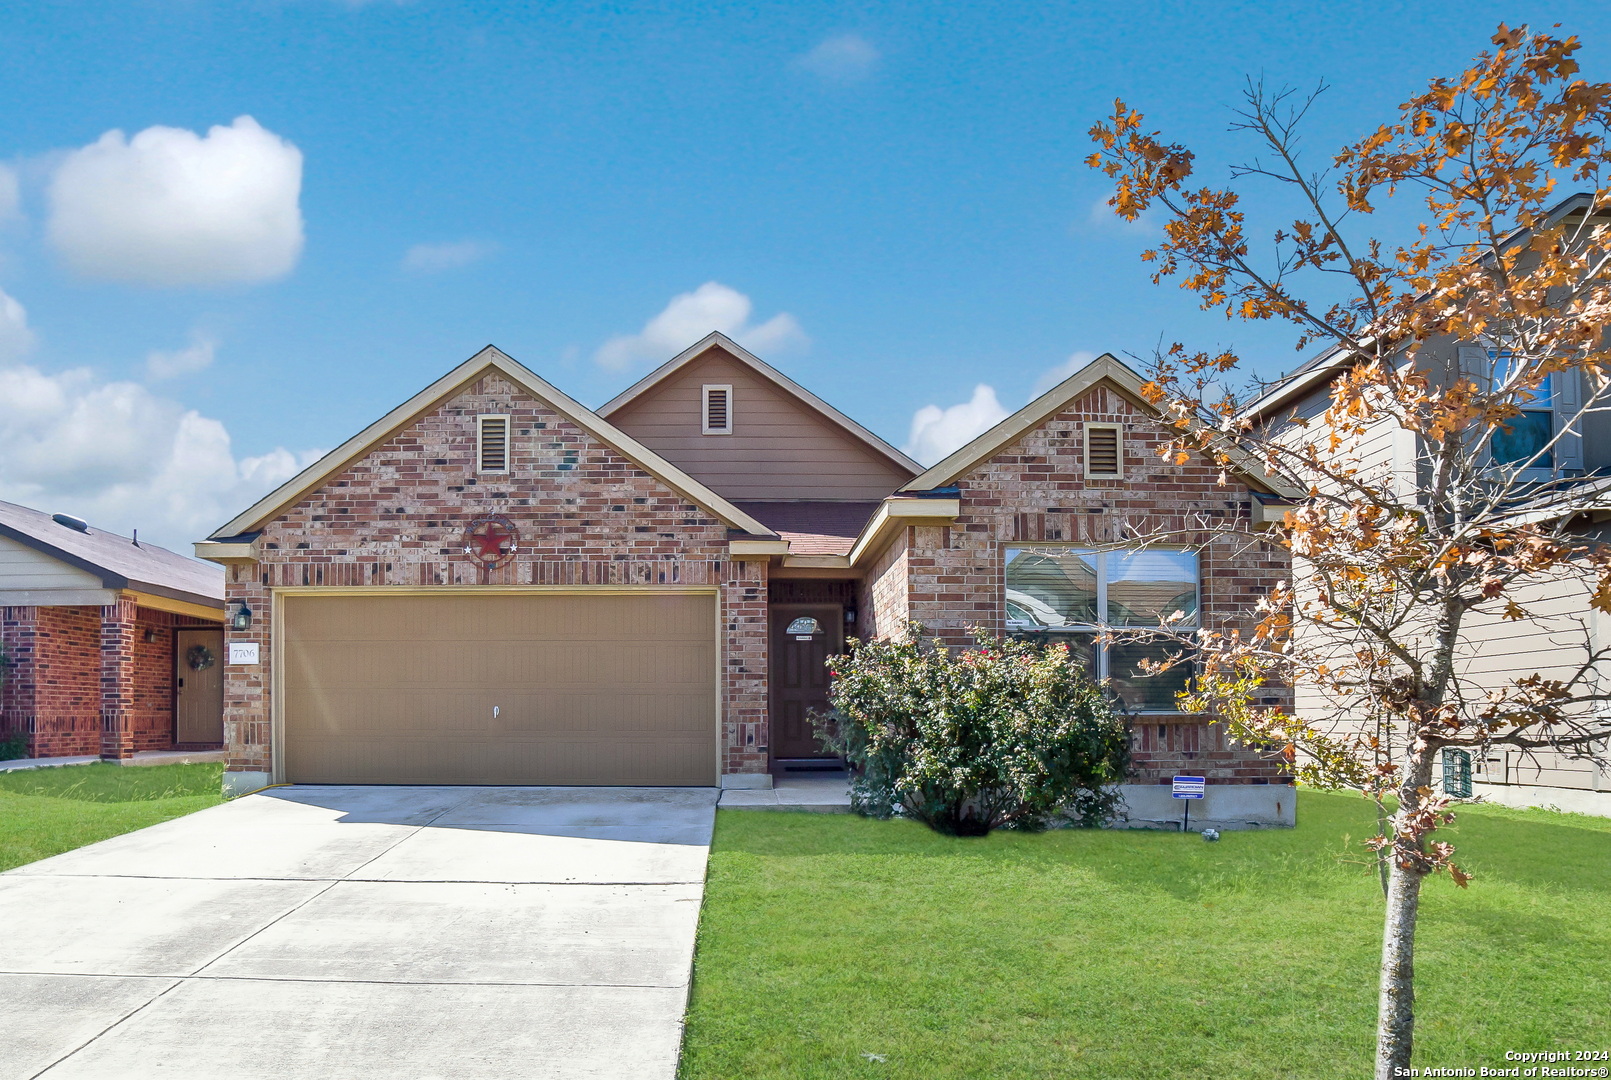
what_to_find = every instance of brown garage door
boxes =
[281,591,716,785]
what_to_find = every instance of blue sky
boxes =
[2,0,1609,547]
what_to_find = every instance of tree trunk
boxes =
[1374,852,1424,1079]
[1374,748,1433,1080]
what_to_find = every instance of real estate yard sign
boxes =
[1172,775,1204,832]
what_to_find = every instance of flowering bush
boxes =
[813,624,1131,835]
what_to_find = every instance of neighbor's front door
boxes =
[769,603,843,759]
[175,628,225,745]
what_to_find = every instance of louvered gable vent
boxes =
[702,384,733,435]
[478,414,509,472]
[1086,425,1121,477]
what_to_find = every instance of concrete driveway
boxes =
[0,784,719,1080]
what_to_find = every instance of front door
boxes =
[769,603,843,759]
[175,628,225,745]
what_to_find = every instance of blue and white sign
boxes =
[1171,775,1205,800]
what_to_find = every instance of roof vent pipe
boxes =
[52,513,89,533]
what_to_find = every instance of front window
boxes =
[1489,372,1554,469]
[1005,547,1199,712]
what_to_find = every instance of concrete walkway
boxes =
[718,771,851,812]
[0,784,719,1079]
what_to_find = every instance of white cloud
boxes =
[594,282,807,370]
[0,165,19,222]
[795,33,881,83]
[903,383,1010,465]
[0,361,318,550]
[0,286,35,363]
[46,116,304,287]
[1032,350,1099,397]
[401,239,498,273]
[145,331,217,380]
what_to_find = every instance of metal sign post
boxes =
[1171,775,1205,832]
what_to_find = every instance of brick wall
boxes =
[1,606,102,757]
[858,527,909,642]
[225,372,770,779]
[890,383,1291,787]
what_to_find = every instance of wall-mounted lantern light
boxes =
[230,602,253,632]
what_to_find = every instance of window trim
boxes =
[701,384,733,435]
[1460,345,1584,480]
[476,413,510,474]
[1083,422,1124,479]
[1004,545,1201,714]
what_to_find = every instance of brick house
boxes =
[0,501,226,760]
[197,334,1296,826]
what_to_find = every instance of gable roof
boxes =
[901,352,1303,498]
[206,345,777,541]
[0,499,223,608]
[598,332,922,477]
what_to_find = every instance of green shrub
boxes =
[0,731,29,762]
[813,624,1131,835]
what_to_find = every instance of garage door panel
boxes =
[285,641,714,691]
[280,690,715,737]
[281,593,717,785]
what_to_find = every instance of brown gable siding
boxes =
[605,346,912,501]
[221,372,770,780]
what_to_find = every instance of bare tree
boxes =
[1087,25,1611,1079]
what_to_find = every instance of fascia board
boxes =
[194,540,259,564]
[847,497,960,568]
[728,539,791,557]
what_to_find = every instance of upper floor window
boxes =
[1005,546,1199,713]
[477,414,510,473]
[702,385,733,435]
[1459,346,1584,478]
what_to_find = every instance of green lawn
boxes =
[0,762,226,872]
[680,790,1611,1080]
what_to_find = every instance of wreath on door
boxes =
[186,644,216,672]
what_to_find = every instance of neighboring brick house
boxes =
[0,501,226,760]
[197,334,1296,826]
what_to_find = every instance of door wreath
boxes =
[186,644,216,672]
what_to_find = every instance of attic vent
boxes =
[702,384,733,435]
[1085,424,1122,478]
[52,513,89,533]
[477,414,510,473]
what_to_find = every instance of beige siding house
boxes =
[1248,318,1611,816]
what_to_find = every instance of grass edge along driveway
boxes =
[0,762,226,873]
[679,790,1611,1080]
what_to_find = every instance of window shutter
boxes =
[1556,368,1585,473]
[1086,425,1121,476]
[1456,345,1490,386]
[702,385,732,435]
[478,415,509,472]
